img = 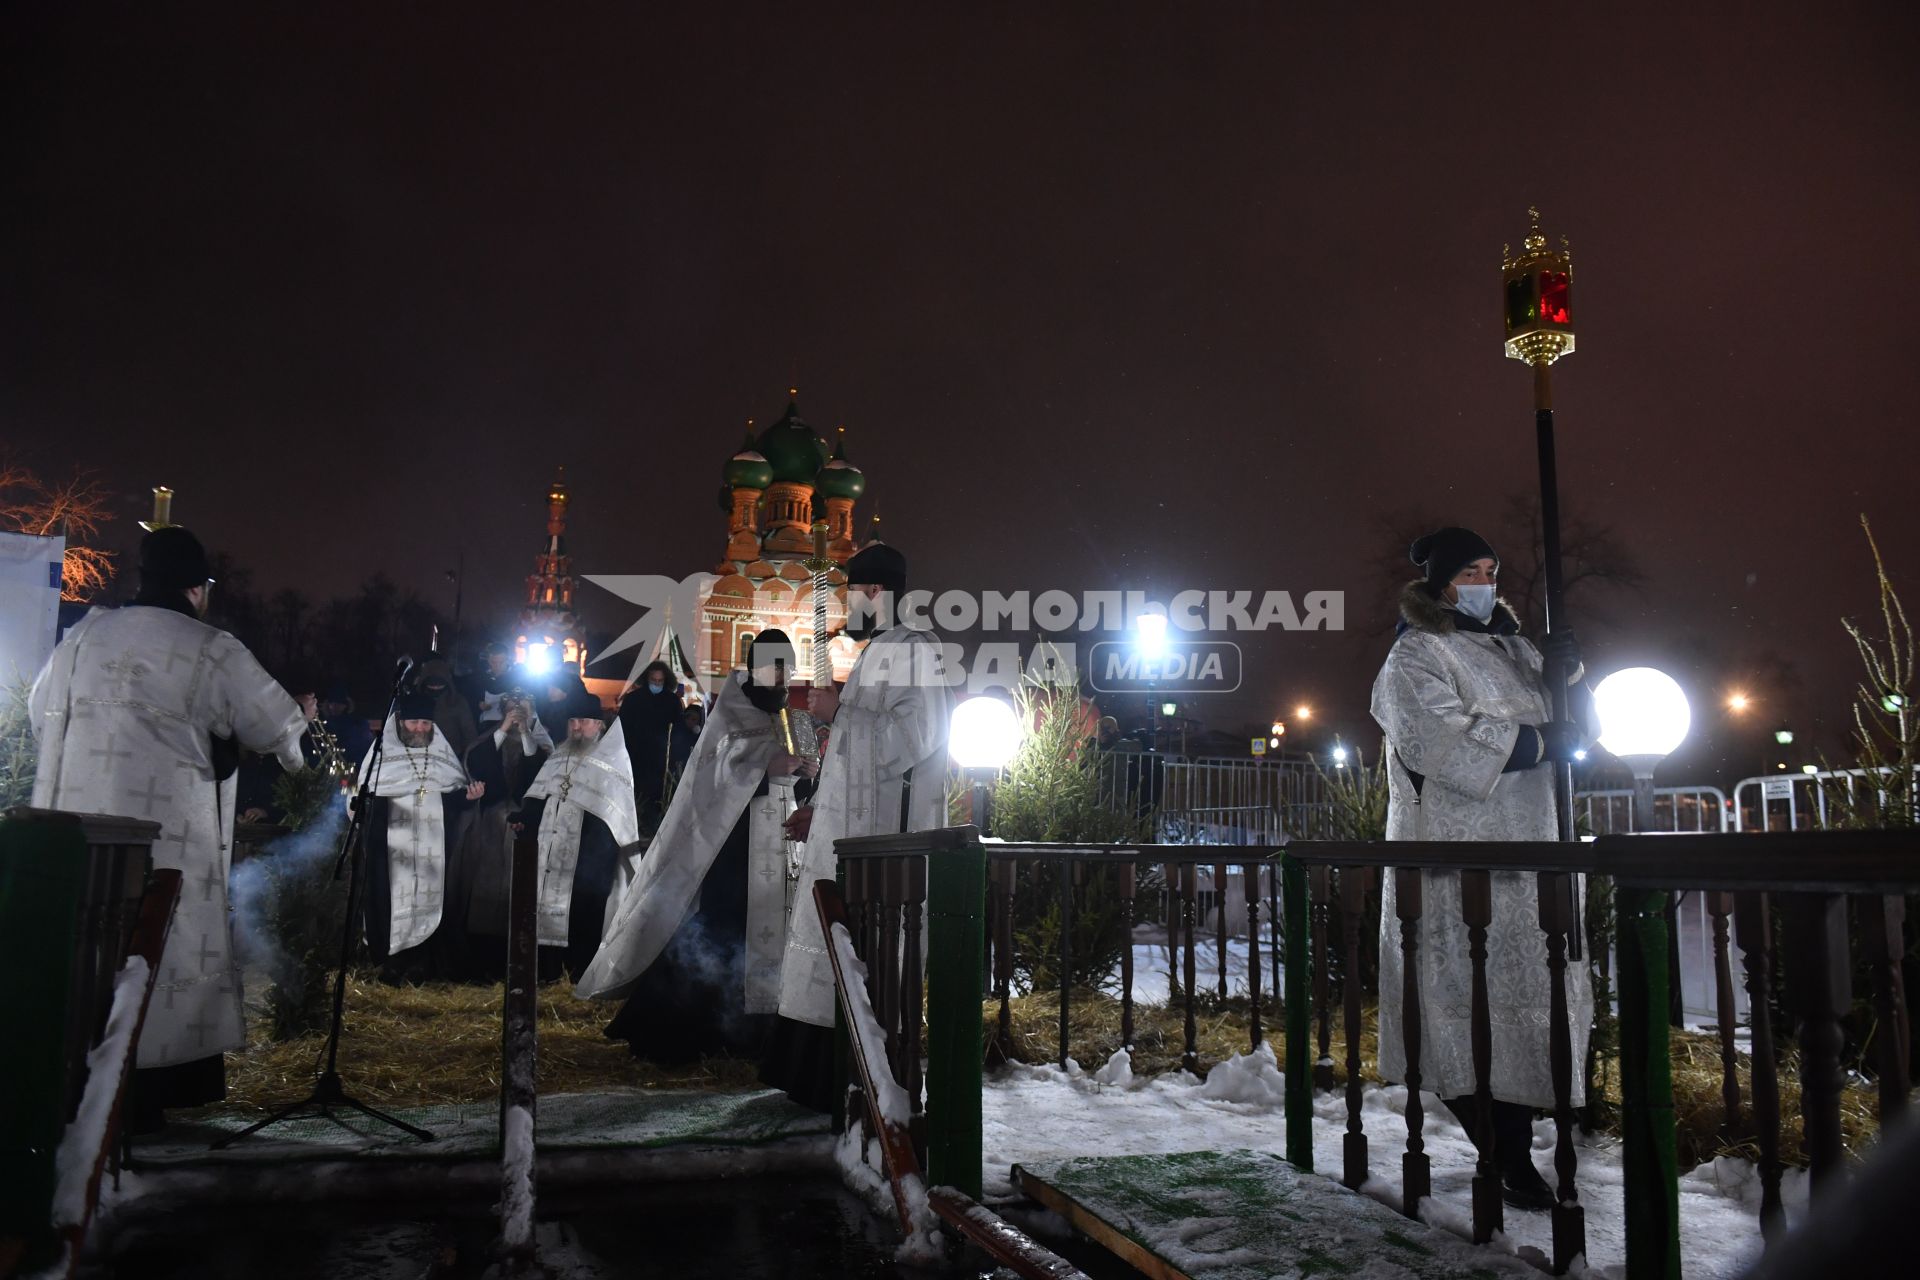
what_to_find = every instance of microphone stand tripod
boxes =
[215,664,434,1146]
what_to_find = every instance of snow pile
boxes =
[1091,1048,1133,1089]
[984,1052,1804,1278]
[51,956,151,1227]
[828,922,910,1126]
[1197,1040,1287,1107]
[832,1122,944,1263]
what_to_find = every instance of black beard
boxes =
[743,678,788,714]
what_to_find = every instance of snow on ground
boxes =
[983,1043,1807,1279]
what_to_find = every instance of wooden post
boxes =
[1245,864,1263,1051]
[1708,891,1743,1133]
[1340,866,1370,1192]
[1461,869,1502,1244]
[1283,854,1313,1170]
[1538,870,1585,1274]
[1784,892,1851,1200]
[1395,867,1429,1217]
[1733,891,1785,1242]
[1860,893,1910,1125]
[925,836,985,1200]
[1120,862,1137,1050]
[1616,883,1681,1278]
[1310,866,1333,1091]
[1182,862,1199,1076]
[499,830,541,1271]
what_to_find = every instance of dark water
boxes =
[89,1174,1136,1279]
[89,1177,911,1279]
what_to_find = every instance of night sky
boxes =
[5,5,1918,781]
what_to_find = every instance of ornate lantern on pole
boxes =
[1504,209,1579,843]
[1505,210,1590,1273]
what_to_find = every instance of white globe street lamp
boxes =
[1594,666,1691,831]
[950,695,1024,770]
[950,694,1025,835]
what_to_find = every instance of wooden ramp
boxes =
[1015,1151,1538,1280]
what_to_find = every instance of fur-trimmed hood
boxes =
[1396,579,1522,637]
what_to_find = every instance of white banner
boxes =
[0,531,63,686]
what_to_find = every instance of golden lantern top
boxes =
[138,486,175,532]
[1501,207,1575,367]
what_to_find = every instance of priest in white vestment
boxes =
[776,544,952,1035]
[357,688,483,979]
[578,630,810,1061]
[30,526,308,1120]
[515,687,640,982]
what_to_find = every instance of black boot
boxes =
[1493,1101,1554,1211]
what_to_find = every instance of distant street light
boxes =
[1294,704,1313,721]
[1774,727,1794,746]
[1727,692,1750,713]
[1800,764,1819,776]
[1134,612,1170,660]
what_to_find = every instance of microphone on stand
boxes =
[391,655,416,689]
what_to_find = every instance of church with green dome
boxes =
[699,393,874,684]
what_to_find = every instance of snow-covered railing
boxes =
[1287,830,1917,1277]
[840,825,1915,1280]
[0,807,168,1278]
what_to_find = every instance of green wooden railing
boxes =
[840,825,1917,1279]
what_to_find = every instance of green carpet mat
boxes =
[131,1088,830,1166]
[1015,1150,1537,1279]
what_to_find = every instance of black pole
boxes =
[1534,397,1575,845]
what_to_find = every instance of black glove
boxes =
[1539,720,1585,763]
[1541,629,1582,684]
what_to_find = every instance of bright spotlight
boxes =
[524,642,555,675]
[1133,611,1169,660]
[1800,764,1818,775]
[1295,704,1313,721]
[1727,692,1750,713]
[949,695,1024,769]
[1595,667,1691,762]
[1331,746,1349,763]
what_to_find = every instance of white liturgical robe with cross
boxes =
[30,604,307,1069]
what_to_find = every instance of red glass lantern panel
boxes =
[1536,271,1570,325]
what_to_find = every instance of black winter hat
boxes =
[138,526,215,591]
[561,688,606,723]
[844,542,907,598]
[395,688,439,722]
[1409,527,1499,592]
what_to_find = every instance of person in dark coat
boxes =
[447,689,553,980]
[618,659,689,832]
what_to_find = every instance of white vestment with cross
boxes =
[776,625,952,1028]
[522,717,640,947]
[574,674,790,1007]
[357,721,470,954]
[30,605,306,1068]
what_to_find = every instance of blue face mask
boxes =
[648,679,666,694]
[1453,583,1497,622]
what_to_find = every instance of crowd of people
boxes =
[27,515,1604,1209]
[28,523,946,1129]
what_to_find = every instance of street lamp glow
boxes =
[1133,611,1170,660]
[1727,692,1750,713]
[1594,667,1691,763]
[949,695,1024,770]
[1331,745,1348,763]
[1161,701,1178,717]
[1774,728,1795,746]
[1294,704,1313,721]
[1800,764,1819,775]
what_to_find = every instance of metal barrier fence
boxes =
[1098,753,1333,845]
[1732,766,1919,832]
